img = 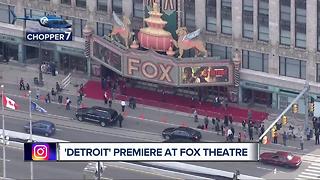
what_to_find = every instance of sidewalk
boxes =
[0,61,88,96]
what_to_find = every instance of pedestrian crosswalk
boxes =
[295,162,320,180]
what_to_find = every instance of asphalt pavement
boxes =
[1,81,320,179]
[0,146,212,180]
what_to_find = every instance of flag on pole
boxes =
[31,101,47,113]
[2,95,19,110]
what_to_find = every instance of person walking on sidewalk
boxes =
[46,92,51,103]
[51,88,56,101]
[283,131,287,146]
[260,125,265,136]
[242,120,246,131]
[238,132,242,142]
[26,83,30,91]
[211,117,215,128]
[300,136,304,150]
[227,128,233,142]
[56,82,61,93]
[221,124,225,136]
[36,88,40,100]
[108,98,112,108]
[193,110,198,122]
[315,128,320,145]
[249,127,253,141]
[104,91,108,105]
[66,97,71,110]
[121,100,126,112]
[204,116,209,129]
[118,114,124,128]
[273,130,278,144]
[19,78,25,90]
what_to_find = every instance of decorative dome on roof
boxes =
[138,3,173,52]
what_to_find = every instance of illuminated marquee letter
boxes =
[128,58,140,75]
[159,64,173,82]
[142,62,158,79]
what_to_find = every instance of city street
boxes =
[0,146,213,180]
[1,81,320,179]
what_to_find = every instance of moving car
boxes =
[260,151,302,168]
[162,127,201,142]
[163,138,196,143]
[24,120,56,137]
[75,106,119,127]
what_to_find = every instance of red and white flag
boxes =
[2,95,19,110]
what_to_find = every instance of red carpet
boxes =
[83,80,268,123]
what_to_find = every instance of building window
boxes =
[112,0,122,14]
[317,63,320,82]
[258,0,269,41]
[295,0,306,48]
[76,0,86,8]
[279,57,306,79]
[61,0,71,5]
[96,22,112,36]
[221,0,232,35]
[206,0,217,32]
[280,0,291,46]
[318,1,320,51]
[25,9,48,17]
[243,0,254,39]
[206,43,232,59]
[73,18,87,37]
[97,0,108,11]
[0,4,15,24]
[133,0,143,18]
[184,0,196,30]
[242,50,269,72]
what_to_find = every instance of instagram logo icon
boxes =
[32,144,49,161]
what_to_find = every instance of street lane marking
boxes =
[305,169,320,173]
[55,128,62,131]
[104,163,184,180]
[311,163,320,166]
[0,158,11,162]
[301,171,320,177]
[298,174,319,179]
[308,166,320,170]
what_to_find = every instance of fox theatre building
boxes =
[83,3,241,103]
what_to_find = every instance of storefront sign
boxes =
[127,58,175,83]
[59,47,84,55]
[180,65,233,86]
[0,34,20,43]
[92,41,122,72]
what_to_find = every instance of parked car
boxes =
[162,127,201,142]
[260,151,302,168]
[24,120,56,137]
[75,106,119,127]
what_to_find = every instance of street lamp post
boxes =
[38,42,43,86]
[28,90,34,180]
[1,84,7,178]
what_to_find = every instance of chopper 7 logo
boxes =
[40,17,49,25]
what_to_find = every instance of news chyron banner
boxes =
[25,142,260,162]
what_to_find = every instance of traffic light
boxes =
[292,103,299,113]
[309,102,315,112]
[281,115,288,126]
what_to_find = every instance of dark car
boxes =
[24,120,56,137]
[75,106,119,127]
[163,138,196,143]
[260,151,302,168]
[162,127,202,142]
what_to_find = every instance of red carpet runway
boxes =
[83,80,268,123]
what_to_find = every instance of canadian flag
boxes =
[2,95,19,110]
